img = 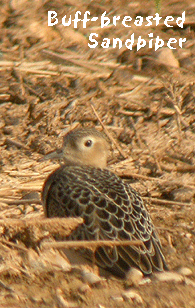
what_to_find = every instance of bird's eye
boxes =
[84,139,93,147]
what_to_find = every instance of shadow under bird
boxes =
[42,128,168,278]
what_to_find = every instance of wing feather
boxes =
[42,165,167,277]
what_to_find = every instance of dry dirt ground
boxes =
[0,0,195,307]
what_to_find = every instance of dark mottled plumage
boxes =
[42,128,168,278]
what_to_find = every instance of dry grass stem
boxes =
[0,198,41,205]
[41,239,143,250]
[0,217,84,237]
[143,197,192,208]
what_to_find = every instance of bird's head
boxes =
[44,128,110,168]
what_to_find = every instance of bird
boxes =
[42,127,168,278]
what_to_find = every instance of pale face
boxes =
[62,133,110,168]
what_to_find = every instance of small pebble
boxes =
[122,290,143,304]
[126,267,143,286]
[176,267,193,277]
[155,47,179,68]
[111,295,124,302]
[138,277,151,285]
[154,271,183,282]
[82,270,105,286]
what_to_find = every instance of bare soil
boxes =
[0,0,195,307]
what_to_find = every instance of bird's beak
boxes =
[40,148,64,161]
